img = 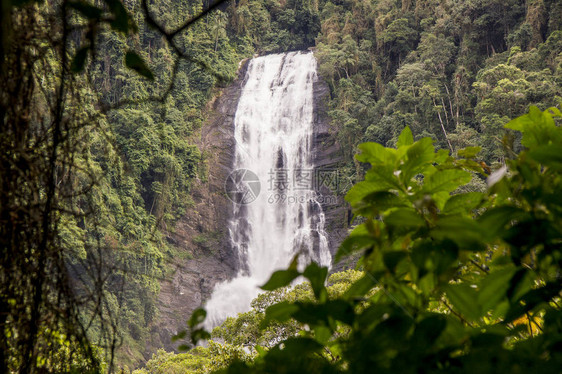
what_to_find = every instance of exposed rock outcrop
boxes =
[146,60,250,356]
[145,55,349,359]
[312,74,349,263]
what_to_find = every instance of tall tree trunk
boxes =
[433,98,454,153]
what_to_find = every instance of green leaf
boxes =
[303,262,328,300]
[478,266,517,313]
[401,137,435,181]
[505,106,561,148]
[506,269,534,302]
[260,269,300,291]
[528,144,562,169]
[445,283,481,321]
[477,206,527,240]
[443,192,484,214]
[354,191,407,214]
[356,142,397,166]
[125,50,154,80]
[423,169,472,194]
[188,308,206,328]
[255,345,267,356]
[383,251,407,272]
[397,126,414,147]
[457,146,482,159]
[293,300,355,326]
[70,46,89,73]
[345,181,394,206]
[261,302,299,328]
[384,208,425,228]
[411,314,447,350]
[411,239,458,276]
[271,337,323,356]
[432,216,484,250]
[171,330,187,342]
[67,1,103,19]
[546,106,562,117]
[313,325,332,344]
[190,329,210,345]
[335,233,373,262]
[343,274,377,300]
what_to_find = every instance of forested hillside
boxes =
[312,0,562,168]
[1,0,561,372]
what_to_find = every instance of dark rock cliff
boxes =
[312,74,349,262]
[145,55,348,358]
[146,60,250,355]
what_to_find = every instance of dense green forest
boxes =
[1,0,561,372]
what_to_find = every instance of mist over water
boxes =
[204,52,331,329]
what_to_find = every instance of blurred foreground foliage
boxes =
[157,106,562,373]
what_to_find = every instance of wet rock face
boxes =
[146,60,250,356]
[312,76,349,261]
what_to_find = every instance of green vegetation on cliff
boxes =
[1,0,561,372]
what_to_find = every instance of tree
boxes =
[0,0,231,371]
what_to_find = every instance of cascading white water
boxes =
[204,52,331,329]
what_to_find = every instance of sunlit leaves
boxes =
[445,283,481,322]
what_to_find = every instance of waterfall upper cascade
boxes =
[204,51,331,329]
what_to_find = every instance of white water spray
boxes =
[204,52,331,329]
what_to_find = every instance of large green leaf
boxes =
[303,262,328,301]
[343,274,378,300]
[504,282,561,323]
[356,142,397,166]
[477,266,517,313]
[188,308,207,328]
[261,302,300,328]
[260,269,300,291]
[528,144,562,169]
[396,126,414,148]
[445,283,481,321]
[401,137,435,181]
[411,239,458,276]
[505,105,561,148]
[384,208,425,228]
[477,206,527,240]
[346,180,395,206]
[443,192,484,214]
[410,314,447,351]
[423,169,472,194]
[432,216,484,250]
[354,191,407,215]
[457,146,482,159]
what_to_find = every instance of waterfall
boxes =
[204,52,331,329]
